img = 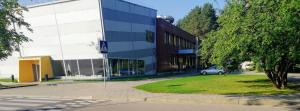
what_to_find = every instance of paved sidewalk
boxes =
[76,101,288,111]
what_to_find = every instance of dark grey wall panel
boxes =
[106,31,146,42]
[103,8,156,26]
[108,48,155,59]
[145,63,155,73]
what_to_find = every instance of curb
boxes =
[0,84,38,90]
[90,94,300,107]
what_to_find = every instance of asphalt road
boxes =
[76,101,288,111]
[0,96,102,111]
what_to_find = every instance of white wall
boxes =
[0,0,104,78]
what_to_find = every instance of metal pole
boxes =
[98,0,107,88]
[77,59,81,76]
[195,37,199,72]
[91,59,95,76]
[103,54,107,88]
[53,5,67,79]
[102,58,106,88]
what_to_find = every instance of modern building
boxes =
[156,17,198,72]
[0,0,157,82]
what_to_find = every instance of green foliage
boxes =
[202,0,300,69]
[0,0,32,60]
[201,0,300,88]
[177,3,218,39]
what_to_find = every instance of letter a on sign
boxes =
[100,41,108,53]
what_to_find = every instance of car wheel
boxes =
[202,71,207,75]
[218,71,224,75]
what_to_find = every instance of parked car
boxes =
[201,67,225,75]
[240,61,255,71]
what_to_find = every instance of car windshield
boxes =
[208,67,216,69]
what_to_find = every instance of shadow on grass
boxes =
[227,76,300,111]
[167,84,184,87]
[110,72,199,82]
[237,77,300,93]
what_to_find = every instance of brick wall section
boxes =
[156,18,196,72]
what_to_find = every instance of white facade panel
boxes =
[24,5,54,17]
[0,0,105,77]
[54,0,100,14]
[56,9,100,25]
[26,15,56,27]
[58,20,102,36]
[0,53,19,78]
[60,32,103,59]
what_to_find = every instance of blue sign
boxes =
[100,41,108,53]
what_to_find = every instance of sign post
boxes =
[100,40,108,88]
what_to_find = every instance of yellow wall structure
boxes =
[18,56,53,83]
[40,56,53,81]
[19,60,37,82]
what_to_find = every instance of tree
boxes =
[177,3,218,39]
[0,0,32,60]
[201,0,300,89]
[177,6,202,37]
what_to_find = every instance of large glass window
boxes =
[137,60,145,75]
[92,59,104,76]
[65,60,79,76]
[78,59,93,76]
[146,30,154,43]
[109,58,145,77]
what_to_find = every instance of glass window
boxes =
[65,60,79,76]
[138,60,145,75]
[52,60,65,76]
[173,35,177,47]
[146,30,154,43]
[164,32,169,44]
[119,59,129,76]
[109,59,119,77]
[92,59,104,76]
[78,59,93,76]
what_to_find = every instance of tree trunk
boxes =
[264,58,289,89]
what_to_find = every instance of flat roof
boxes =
[20,0,156,11]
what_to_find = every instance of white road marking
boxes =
[0,106,22,111]
[8,99,60,103]
[0,102,43,107]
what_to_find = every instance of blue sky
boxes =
[125,0,226,22]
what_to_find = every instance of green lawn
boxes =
[0,78,17,83]
[136,74,300,95]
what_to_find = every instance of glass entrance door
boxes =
[32,64,40,82]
